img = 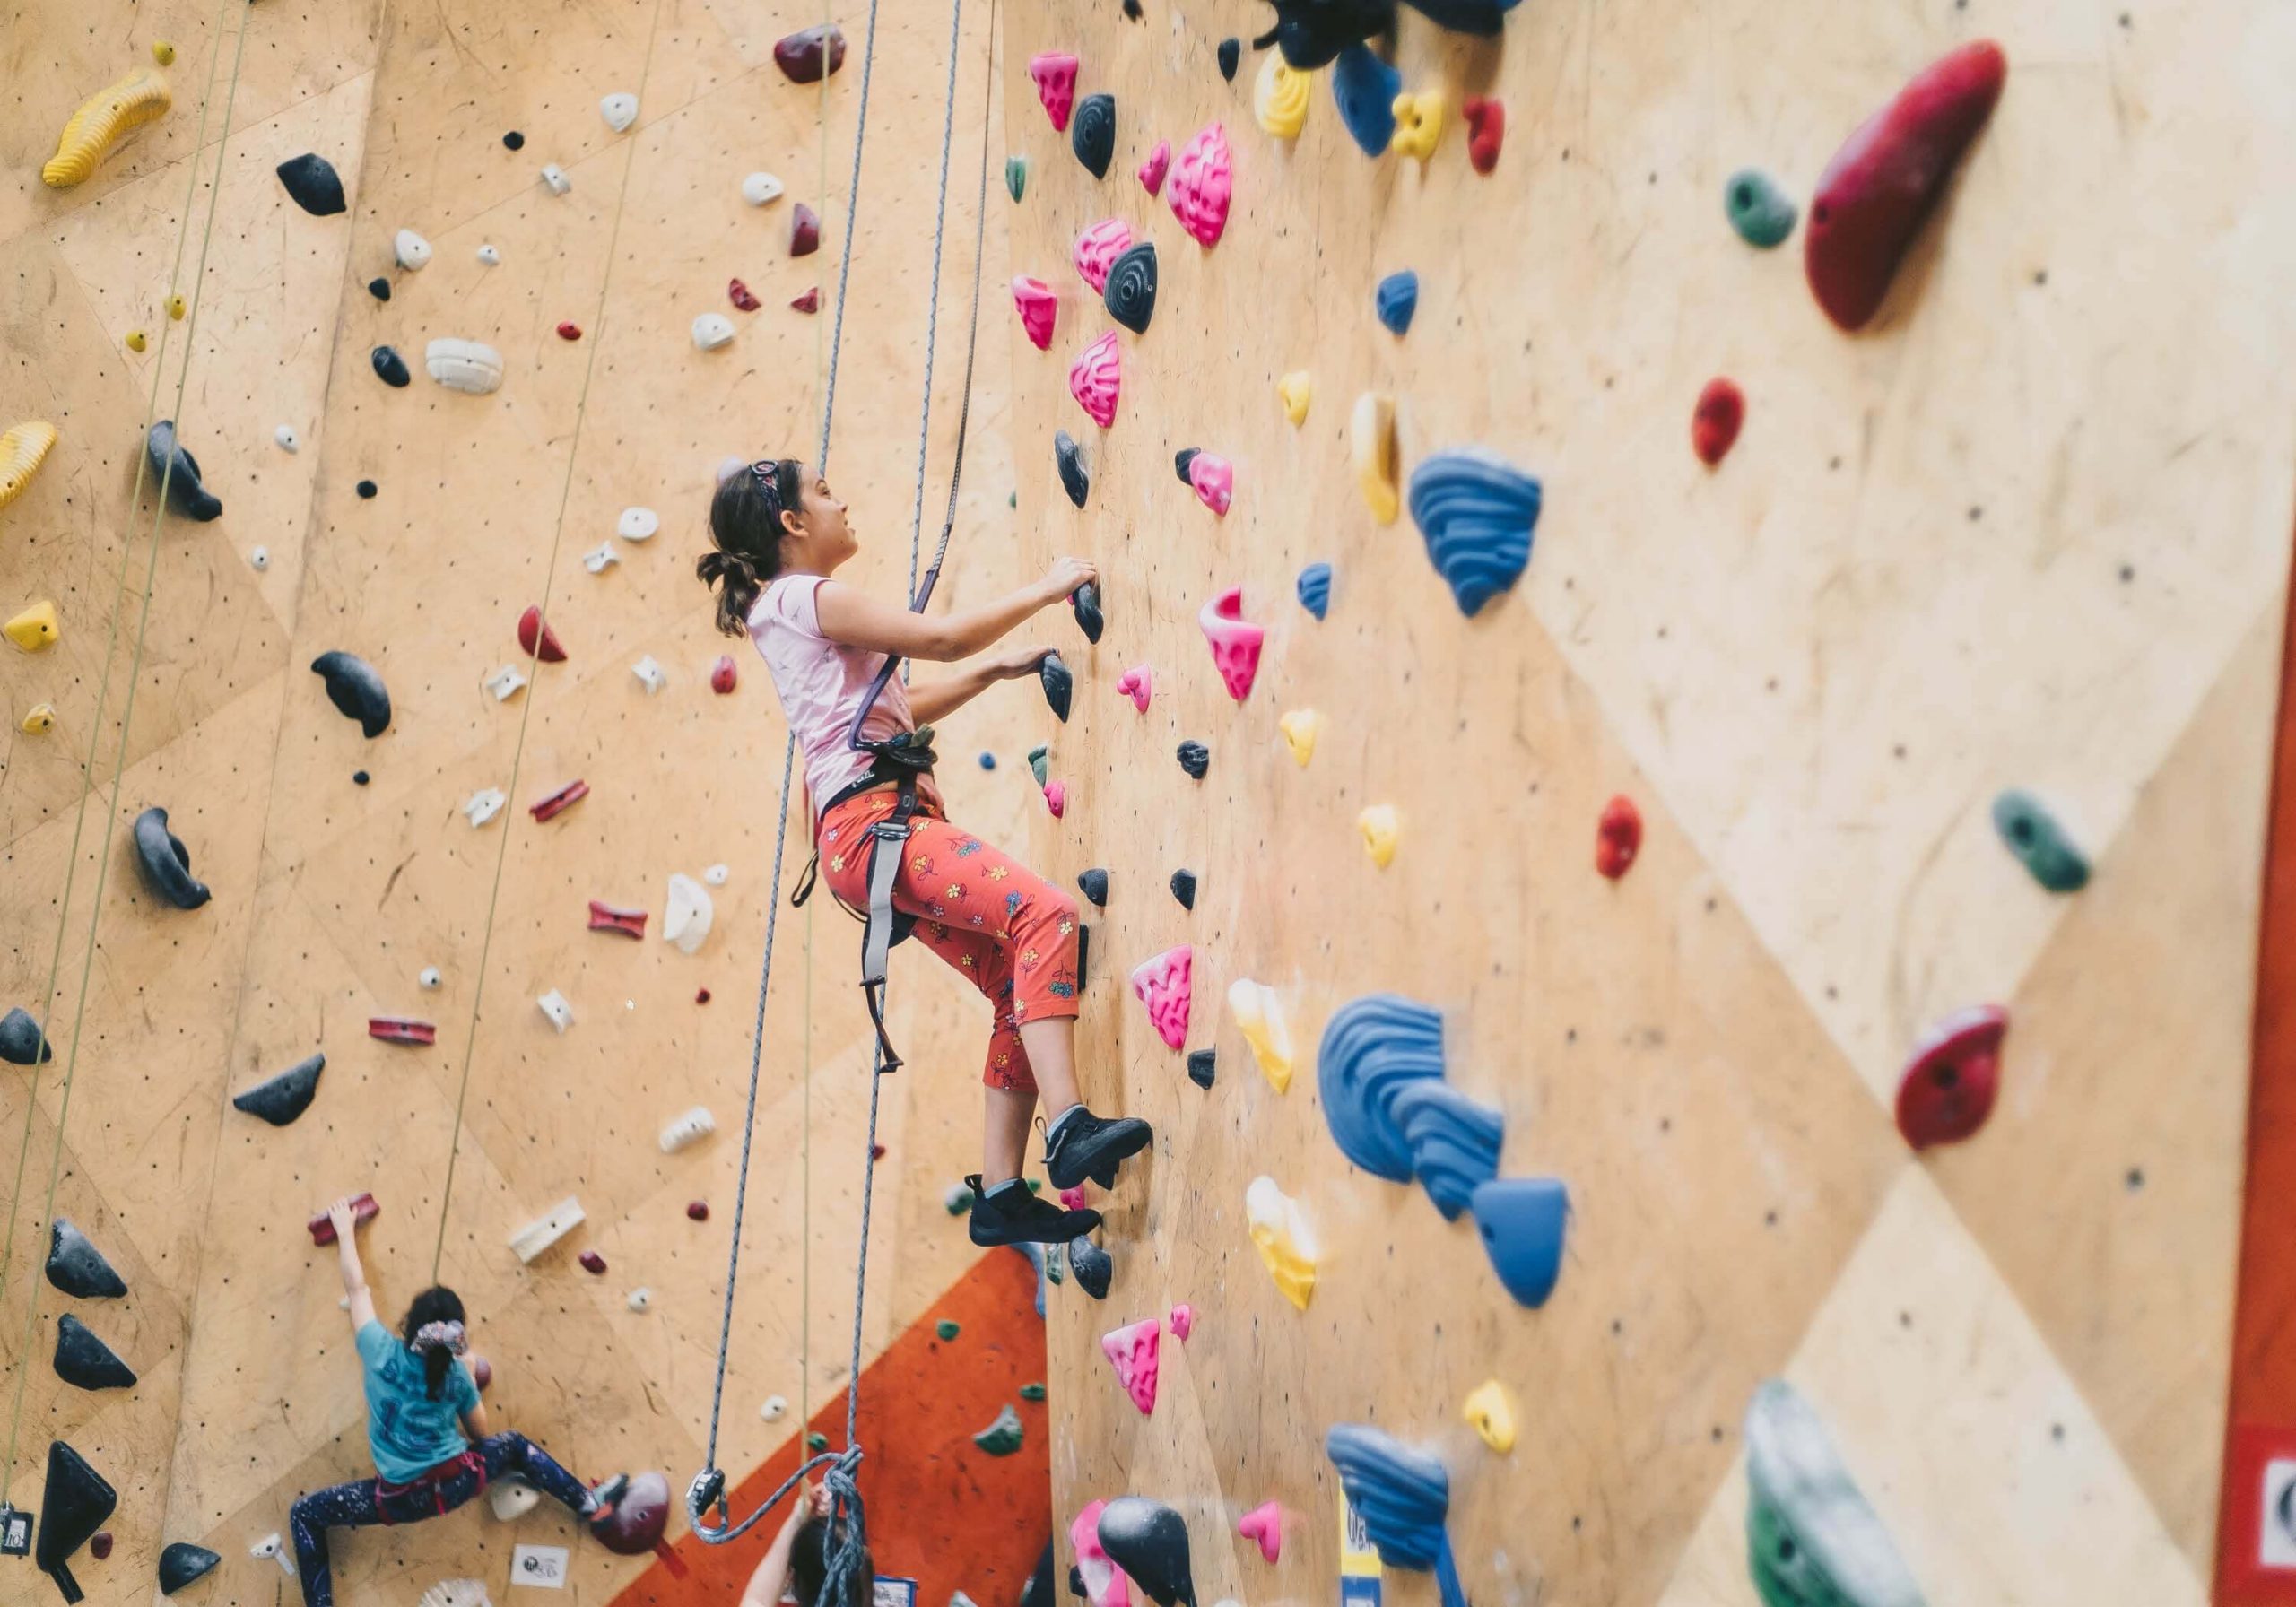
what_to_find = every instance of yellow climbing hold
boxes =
[1389,89,1444,161]
[22,704,57,734]
[1245,1176,1317,1311]
[1351,392,1398,525]
[1254,52,1310,140]
[1278,708,1320,767]
[43,69,172,188]
[0,421,60,511]
[1277,371,1311,426]
[166,293,186,321]
[152,41,176,65]
[1228,979,1294,1094]
[1463,1380,1517,1453]
[125,330,147,352]
[5,599,60,652]
[1358,804,1400,868]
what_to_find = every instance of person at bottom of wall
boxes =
[698,457,1153,1248]
[740,1480,875,1607]
[286,1195,637,1607]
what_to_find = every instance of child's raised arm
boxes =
[814,557,1094,663]
[325,1195,378,1332]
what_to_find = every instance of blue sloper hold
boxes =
[311,650,392,737]
[1296,560,1332,620]
[1375,271,1418,335]
[1387,1081,1502,1221]
[371,344,412,387]
[133,807,211,910]
[1325,1425,1466,1607]
[1472,1176,1568,1307]
[1318,994,1446,1182]
[1,1005,53,1065]
[274,152,348,216]
[1408,448,1541,617]
[1040,652,1074,722]
[1331,45,1399,156]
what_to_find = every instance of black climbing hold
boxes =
[371,344,411,387]
[1,1005,53,1066]
[1173,447,1199,485]
[1073,579,1104,643]
[1170,870,1196,909]
[1067,1235,1112,1299]
[1187,1049,1215,1090]
[1078,869,1109,907]
[53,1315,136,1392]
[1056,430,1091,508]
[37,1441,117,1603]
[1069,1567,1089,1601]
[367,276,390,301]
[1123,0,1143,16]
[1072,93,1116,179]
[356,479,378,499]
[159,1541,222,1595]
[1217,39,1241,80]
[47,1220,126,1299]
[132,807,211,910]
[1041,652,1074,722]
[352,770,370,786]
[1102,241,1158,334]
[503,130,526,150]
[145,421,222,521]
[274,152,347,216]
[310,650,391,737]
[1177,741,1209,779]
[1097,1497,1197,1607]
[230,1051,324,1126]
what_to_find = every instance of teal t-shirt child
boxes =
[355,1320,478,1484]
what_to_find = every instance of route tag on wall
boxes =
[511,1544,570,1588]
[874,1577,918,1607]
[0,1505,29,1558]
[1339,1494,1381,1607]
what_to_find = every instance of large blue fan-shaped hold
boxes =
[1318,994,1446,1182]
[1387,1081,1503,1220]
[1473,1177,1568,1307]
[1325,1425,1465,1607]
[1407,448,1541,617]
[1330,45,1399,155]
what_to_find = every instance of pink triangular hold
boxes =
[1128,944,1192,1050]
[1116,664,1152,712]
[1168,1302,1194,1340]
[1074,218,1134,296]
[1239,1501,1282,1563]
[1069,331,1121,429]
[1030,53,1080,133]
[1100,1317,1161,1414]
[1198,587,1265,701]
[1013,276,1058,351]
[1187,451,1233,516]
[1168,123,1232,248]
[1137,139,1170,196]
[1069,1503,1133,1607]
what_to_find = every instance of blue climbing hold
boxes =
[1375,271,1418,335]
[1296,561,1332,620]
[1387,1081,1502,1222]
[978,751,996,769]
[1331,45,1400,156]
[1318,994,1446,1183]
[1472,1177,1568,1307]
[1408,448,1541,616]
[1325,1425,1465,1607]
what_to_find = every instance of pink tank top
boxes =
[746,576,918,813]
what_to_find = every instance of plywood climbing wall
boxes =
[997,2,2296,1603]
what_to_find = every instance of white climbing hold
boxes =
[665,872,714,955]
[583,541,618,574]
[715,455,748,483]
[952,1593,979,1607]
[541,164,571,195]
[761,1394,788,1421]
[509,1196,585,1263]
[692,313,735,352]
[742,171,785,206]
[394,228,431,270]
[617,506,659,542]
[487,1479,540,1522]
[274,424,300,452]
[420,965,442,989]
[660,1106,716,1153]
[419,1582,492,1607]
[248,546,269,571]
[599,92,639,133]
[702,864,730,886]
[464,788,507,827]
[631,655,665,694]
[484,665,527,702]
[537,988,574,1032]
[626,1287,652,1312]
[249,1534,295,1577]
[425,339,504,395]
[476,244,500,265]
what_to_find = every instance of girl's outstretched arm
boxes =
[326,1195,378,1332]
[741,1481,834,1607]
[909,640,1053,725]
[814,557,1095,663]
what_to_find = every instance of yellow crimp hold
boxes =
[166,293,186,321]
[1279,708,1320,767]
[0,421,59,511]
[42,69,172,188]
[1389,90,1443,161]
[5,599,60,652]
[1246,1176,1317,1312]
[1277,370,1311,426]
[1463,1380,1517,1454]
[152,41,177,65]
[1228,978,1294,1093]
[1351,392,1398,525]
[1254,52,1310,140]
[125,329,147,352]
[1358,804,1400,868]
[22,704,57,734]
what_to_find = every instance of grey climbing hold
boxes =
[37,1440,117,1603]
[53,1315,136,1392]
[1078,868,1109,907]
[1217,39,1240,80]
[1067,1235,1112,1299]
[1725,168,1798,249]
[1096,1498,1196,1607]
[145,421,222,521]
[1,1005,53,1065]
[1073,580,1104,642]
[1103,241,1158,334]
[47,1220,126,1299]
[1177,741,1209,779]
[310,650,391,737]
[371,345,411,387]
[133,807,210,910]
[1990,789,2089,892]
[275,153,347,216]
[160,1542,222,1595]
[1028,744,1050,786]
[1187,1049,1215,1090]
[1744,1379,1923,1607]
[1041,652,1074,722]
[1056,430,1091,508]
[230,1052,324,1126]
[1072,93,1117,179]
[1169,869,1196,909]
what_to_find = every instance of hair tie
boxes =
[412,1319,467,1357]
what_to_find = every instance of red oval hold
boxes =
[556,321,581,341]
[710,654,739,693]
[1596,795,1642,880]
[1462,97,1505,176]
[1692,378,1745,466]
[517,604,567,663]
[1894,1004,2007,1150]
[686,1200,709,1221]
[578,1248,607,1274]
[728,278,760,312]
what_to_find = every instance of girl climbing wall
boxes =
[698,458,1152,1245]
[738,1481,876,1607]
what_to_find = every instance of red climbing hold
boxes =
[1895,1004,2007,1150]
[687,1200,709,1221]
[588,900,648,939]
[1805,40,2007,332]
[308,1193,378,1246]
[772,24,847,84]
[790,203,822,257]
[710,655,738,693]
[1462,98,1504,175]
[556,321,582,341]
[578,1249,607,1275]
[369,1017,436,1046]
[517,604,567,662]
[530,778,590,822]
[695,987,711,1004]
[1692,378,1744,466]
[791,287,822,313]
[89,1533,113,1561]
[728,278,760,312]
[872,1143,888,1160]
[1595,795,1642,880]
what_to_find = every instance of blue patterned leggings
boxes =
[287,1432,590,1607]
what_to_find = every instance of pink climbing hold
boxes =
[556,320,582,341]
[1116,664,1152,712]
[1129,945,1193,1050]
[1239,1502,1282,1564]
[1168,123,1232,248]
[587,900,648,939]
[790,203,821,256]
[1044,779,1067,818]
[1198,587,1265,701]
[710,655,738,694]
[1069,330,1121,429]
[1060,1186,1091,1212]
[1187,451,1233,516]
[1073,218,1133,295]
[1069,1502,1134,1607]
[1100,1317,1161,1414]
[1137,139,1170,197]
[1030,53,1080,133]
[1596,795,1642,879]
[1013,276,1058,351]
[1168,1302,1193,1340]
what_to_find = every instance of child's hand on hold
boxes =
[326,1195,361,1242]
[1039,556,1097,604]
[989,642,1055,680]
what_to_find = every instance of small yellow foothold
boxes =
[1246,1176,1318,1311]
[1254,52,1311,140]
[1277,371,1312,426]
[1358,804,1400,868]
[0,421,60,511]
[1463,1380,1517,1453]
[1278,708,1321,767]
[166,293,186,321]
[42,68,172,188]
[125,330,147,352]
[1389,90,1444,161]
[1351,392,1398,525]
[1228,979,1294,1093]
[22,704,57,734]
[152,41,176,65]
[5,599,60,652]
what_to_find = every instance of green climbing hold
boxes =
[806,1431,830,1452]
[1990,789,2089,892]
[1725,168,1798,248]
[936,1318,961,1341]
[1006,157,1027,202]
[972,1403,1025,1455]
[1744,1379,1922,1607]
[1020,1382,1047,1401]
[1028,744,1049,787]
[944,1181,977,1214]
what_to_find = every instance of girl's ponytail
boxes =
[701,459,797,637]
[401,1286,468,1403]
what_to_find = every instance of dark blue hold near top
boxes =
[1472,1176,1569,1307]
[1376,270,1419,335]
[1331,44,1399,156]
[1325,1424,1466,1607]
[1296,561,1333,620]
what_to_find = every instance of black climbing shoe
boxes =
[1042,1108,1152,1192]
[969,1176,1102,1247]
[586,1473,628,1526]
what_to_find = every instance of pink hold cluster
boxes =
[1198,587,1265,701]
[1030,53,1079,132]
[1116,664,1152,712]
[1074,218,1133,294]
[1239,1501,1282,1564]
[1168,1302,1194,1340]
[1188,451,1233,516]
[1129,944,1192,1050]
[1044,779,1068,818]
[1070,1503,1132,1607]
[1100,1317,1161,1415]
[1012,275,1058,352]
[1069,330,1121,429]
[1168,123,1232,248]
[1137,139,1170,196]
